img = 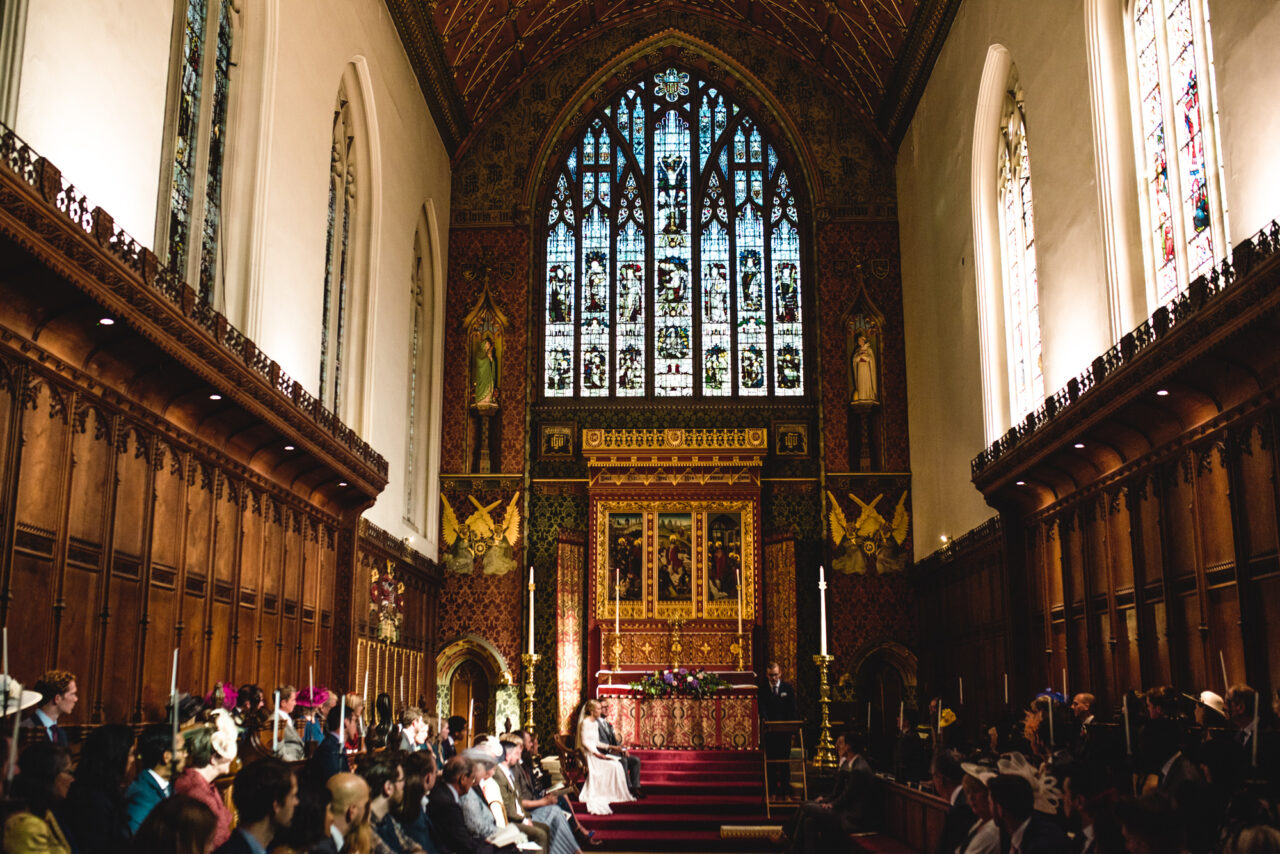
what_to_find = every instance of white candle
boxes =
[339,693,346,754]
[400,675,405,709]
[614,569,620,640]
[363,671,369,708]
[309,665,314,708]
[273,690,280,753]
[1219,651,1229,693]
[528,566,536,656]
[867,702,872,730]
[6,699,17,781]
[818,566,828,656]
[898,701,904,728]
[170,648,178,700]
[1252,692,1260,767]
[958,676,964,705]
[736,569,743,636]
[2,626,8,678]
[1062,667,1068,700]
[1003,672,1009,705]
[1047,696,1055,745]
[468,697,475,737]
[1122,693,1132,755]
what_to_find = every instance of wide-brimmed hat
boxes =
[0,676,42,717]
[1195,690,1226,717]
[462,747,498,769]
[961,758,999,785]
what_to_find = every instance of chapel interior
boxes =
[1,0,1279,850]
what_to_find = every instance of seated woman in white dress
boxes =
[577,700,636,815]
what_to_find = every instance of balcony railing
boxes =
[0,124,388,481]
[972,221,1280,479]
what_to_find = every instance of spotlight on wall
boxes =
[1073,442,1085,449]
[283,444,295,451]
[208,393,222,401]
[1156,389,1169,396]
[1016,480,1027,486]
[338,481,348,487]
[98,317,115,326]
[940,535,949,544]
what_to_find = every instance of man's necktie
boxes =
[49,723,60,743]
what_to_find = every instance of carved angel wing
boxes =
[500,492,521,546]
[826,490,848,545]
[891,490,911,545]
[441,495,461,547]
[466,495,502,540]
[849,492,886,539]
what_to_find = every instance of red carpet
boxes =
[572,748,780,852]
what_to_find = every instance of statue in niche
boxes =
[850,329,879,404]
[472,334,498,410]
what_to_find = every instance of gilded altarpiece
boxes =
[583,428,765,681]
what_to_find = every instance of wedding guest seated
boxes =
[345,693,366,752]
[988,773,1070,854]
[236,683,266,732]
[957,760,1001,854]
[500,733,594,852]
[1115,793,1184,854]
[299,687,335,745]
[485,737,553,854]
[1060,762,1124,854]
[21,670,77,745]
[429,756,514,854]
[215,757,298,854]
[322,772,373,854]
[397,750,440,853]
[173,711,238,849]
[63,723,134,854]
[4,742,74,854]
[132,796,218,854]
[932,750,975,854]
[396,707,429,752]
[784,730,875,854]
[462,745,541,851]
[306,701,359,786]
[357,751,427,853]
[125,724,182,834]
[273,684,306,762]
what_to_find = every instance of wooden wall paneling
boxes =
[1128,477,1168,685]
[282,509,302,689]
[303,517,319,686]
[0,360,21,629]
[321,528,337,687]
[1045,520,1065,688]
[235,494,261,686]
[101,426,151,722]
[126,434,161,722]
[184,460,213,692]
[142,446,183,718]
[210,475,239,681]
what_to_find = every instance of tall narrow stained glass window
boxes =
[998,91,1044,421]
[320,91,357,410]
[163,0,237,302]
[541,68,805,398]
[1131,0,1226,305]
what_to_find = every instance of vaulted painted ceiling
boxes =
[385,0,960,156]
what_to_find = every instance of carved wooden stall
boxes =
[0,129,405,724]
[917,227,1280,718]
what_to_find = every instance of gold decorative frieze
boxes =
[582,427,768,454]
[600,630,751,669]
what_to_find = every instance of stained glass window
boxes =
[164,0,237,303]
[1132,0,1224,305]
[320,94,356,410]
[542,68,805,398]
[998,93,1044,421]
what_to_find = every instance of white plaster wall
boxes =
[14,0,172,241]
[898,0,1280,558]
[11,0,451,558]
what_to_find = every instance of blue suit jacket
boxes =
[305,733,348,786]
[123,771,168,835]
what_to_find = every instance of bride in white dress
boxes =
[577,699,636,815]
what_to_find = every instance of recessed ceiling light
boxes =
[1156,389,1169,396]
[98,317,115,326]
[208,393,222,401]
[338,481,348,487]
[1016,480,1026,486]
[940,535,949,544]
[283,444,295,452]
[1074,442,1085,449]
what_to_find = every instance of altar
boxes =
[598,675,760,749]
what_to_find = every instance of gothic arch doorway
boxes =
[449,659,491,736]
[851,641,919,748]
[435,635,517,737]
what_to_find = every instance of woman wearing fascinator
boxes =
[173,709,238,849]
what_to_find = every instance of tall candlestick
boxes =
[736,569,743,636]
[1122,693,1132,756]
[818,566,828,656]
[273,690,280,753]
[1003,672,1009,705]
[528,566,536,656]
[1219,651,1229,693]
[958,676,964,705]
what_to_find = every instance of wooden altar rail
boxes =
[879,779,948,854]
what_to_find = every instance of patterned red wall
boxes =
[441,228,531,474]
[816,220,909,473]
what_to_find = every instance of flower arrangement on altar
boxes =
[630,667,728,700]
[370,560,405,643]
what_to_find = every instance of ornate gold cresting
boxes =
[668,618,685,670]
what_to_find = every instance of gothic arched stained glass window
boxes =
[1131,0,1226,305]
[542,68,805,399]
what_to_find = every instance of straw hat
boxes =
[0,676,41,717]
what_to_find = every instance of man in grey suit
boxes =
[272,685,306,762]
[597,700,643,797]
